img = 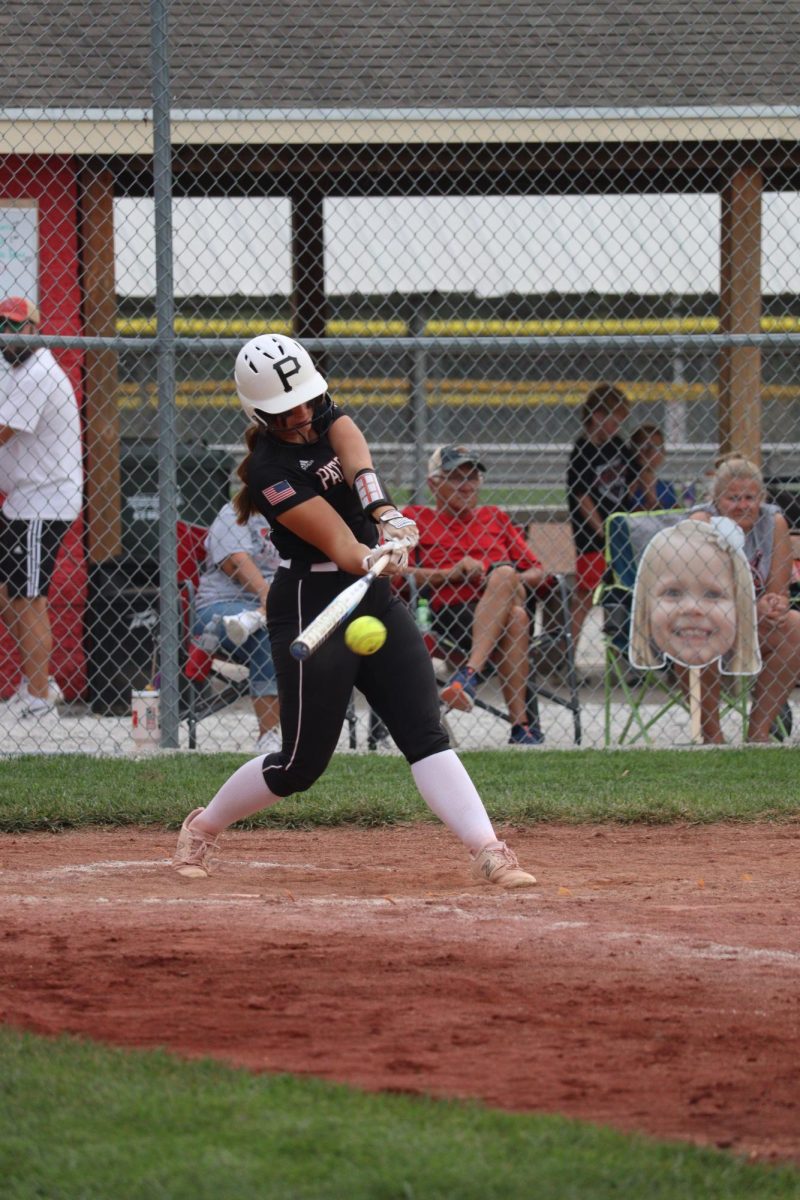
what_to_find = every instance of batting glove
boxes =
[377,508,420,549]
[362,543,410,573]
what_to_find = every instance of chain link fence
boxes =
[1,2,800,754]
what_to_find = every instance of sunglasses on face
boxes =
[0,318,28,333]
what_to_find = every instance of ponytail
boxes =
[233,424,262,524]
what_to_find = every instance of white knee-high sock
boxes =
[191,757,281,835]
[411,749,497,854]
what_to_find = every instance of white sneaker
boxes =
[223,608,265,646]
[7,678,63,707]
[14,686,57,719]
[255,727,282,754]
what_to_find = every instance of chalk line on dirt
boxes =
[2,860,799,969]
[0,857,374,880]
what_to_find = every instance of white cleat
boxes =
[471,841,537,889]
[173,807,221,878]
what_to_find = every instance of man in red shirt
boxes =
[403,445,547,746]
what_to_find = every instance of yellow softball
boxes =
[344,615,387,655]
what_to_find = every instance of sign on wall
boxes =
[0,201,39,301]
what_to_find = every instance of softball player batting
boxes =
[173,333,536,889]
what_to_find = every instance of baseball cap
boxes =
[427,444,487,477]
[0,296,41,327]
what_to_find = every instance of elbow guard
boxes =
[354,468,393,517]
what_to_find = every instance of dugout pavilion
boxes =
[3,3,800,563]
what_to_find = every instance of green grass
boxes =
[1,1029,797,1200]
[2,751,798,1195]
[0,748,798,832]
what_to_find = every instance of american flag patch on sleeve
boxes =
[263,480,297,505]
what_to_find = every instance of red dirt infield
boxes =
[1,822,798,1163]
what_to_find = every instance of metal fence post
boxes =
[409,312,428,503]
[151,0,180,748]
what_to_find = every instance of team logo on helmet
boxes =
[252,339,302,393]
[272,354,302,392]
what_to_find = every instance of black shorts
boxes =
[0,514,71,599]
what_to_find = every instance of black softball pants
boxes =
[263,569,449,797]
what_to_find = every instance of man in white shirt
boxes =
[0,297,83,717]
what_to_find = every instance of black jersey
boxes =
[247,410,378,563]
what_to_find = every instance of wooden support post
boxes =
[718,165,763,465]
[77,164,121,564]
[291,186,328,369]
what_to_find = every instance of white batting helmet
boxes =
[234,334,328,421]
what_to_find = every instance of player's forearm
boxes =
[328,417,404,526]
[328,415,373,486]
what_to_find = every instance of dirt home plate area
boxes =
[1,823,798,1163]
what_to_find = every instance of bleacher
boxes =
[207,439,800,525]
[371,442,800,521]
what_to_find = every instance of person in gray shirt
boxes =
[691,455,800,743]
[193,501,281,752]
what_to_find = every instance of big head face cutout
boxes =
[629,518,761,676]
[647,536,736,667]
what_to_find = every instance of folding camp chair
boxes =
[176,522,252,749]
[527,574,582,744]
